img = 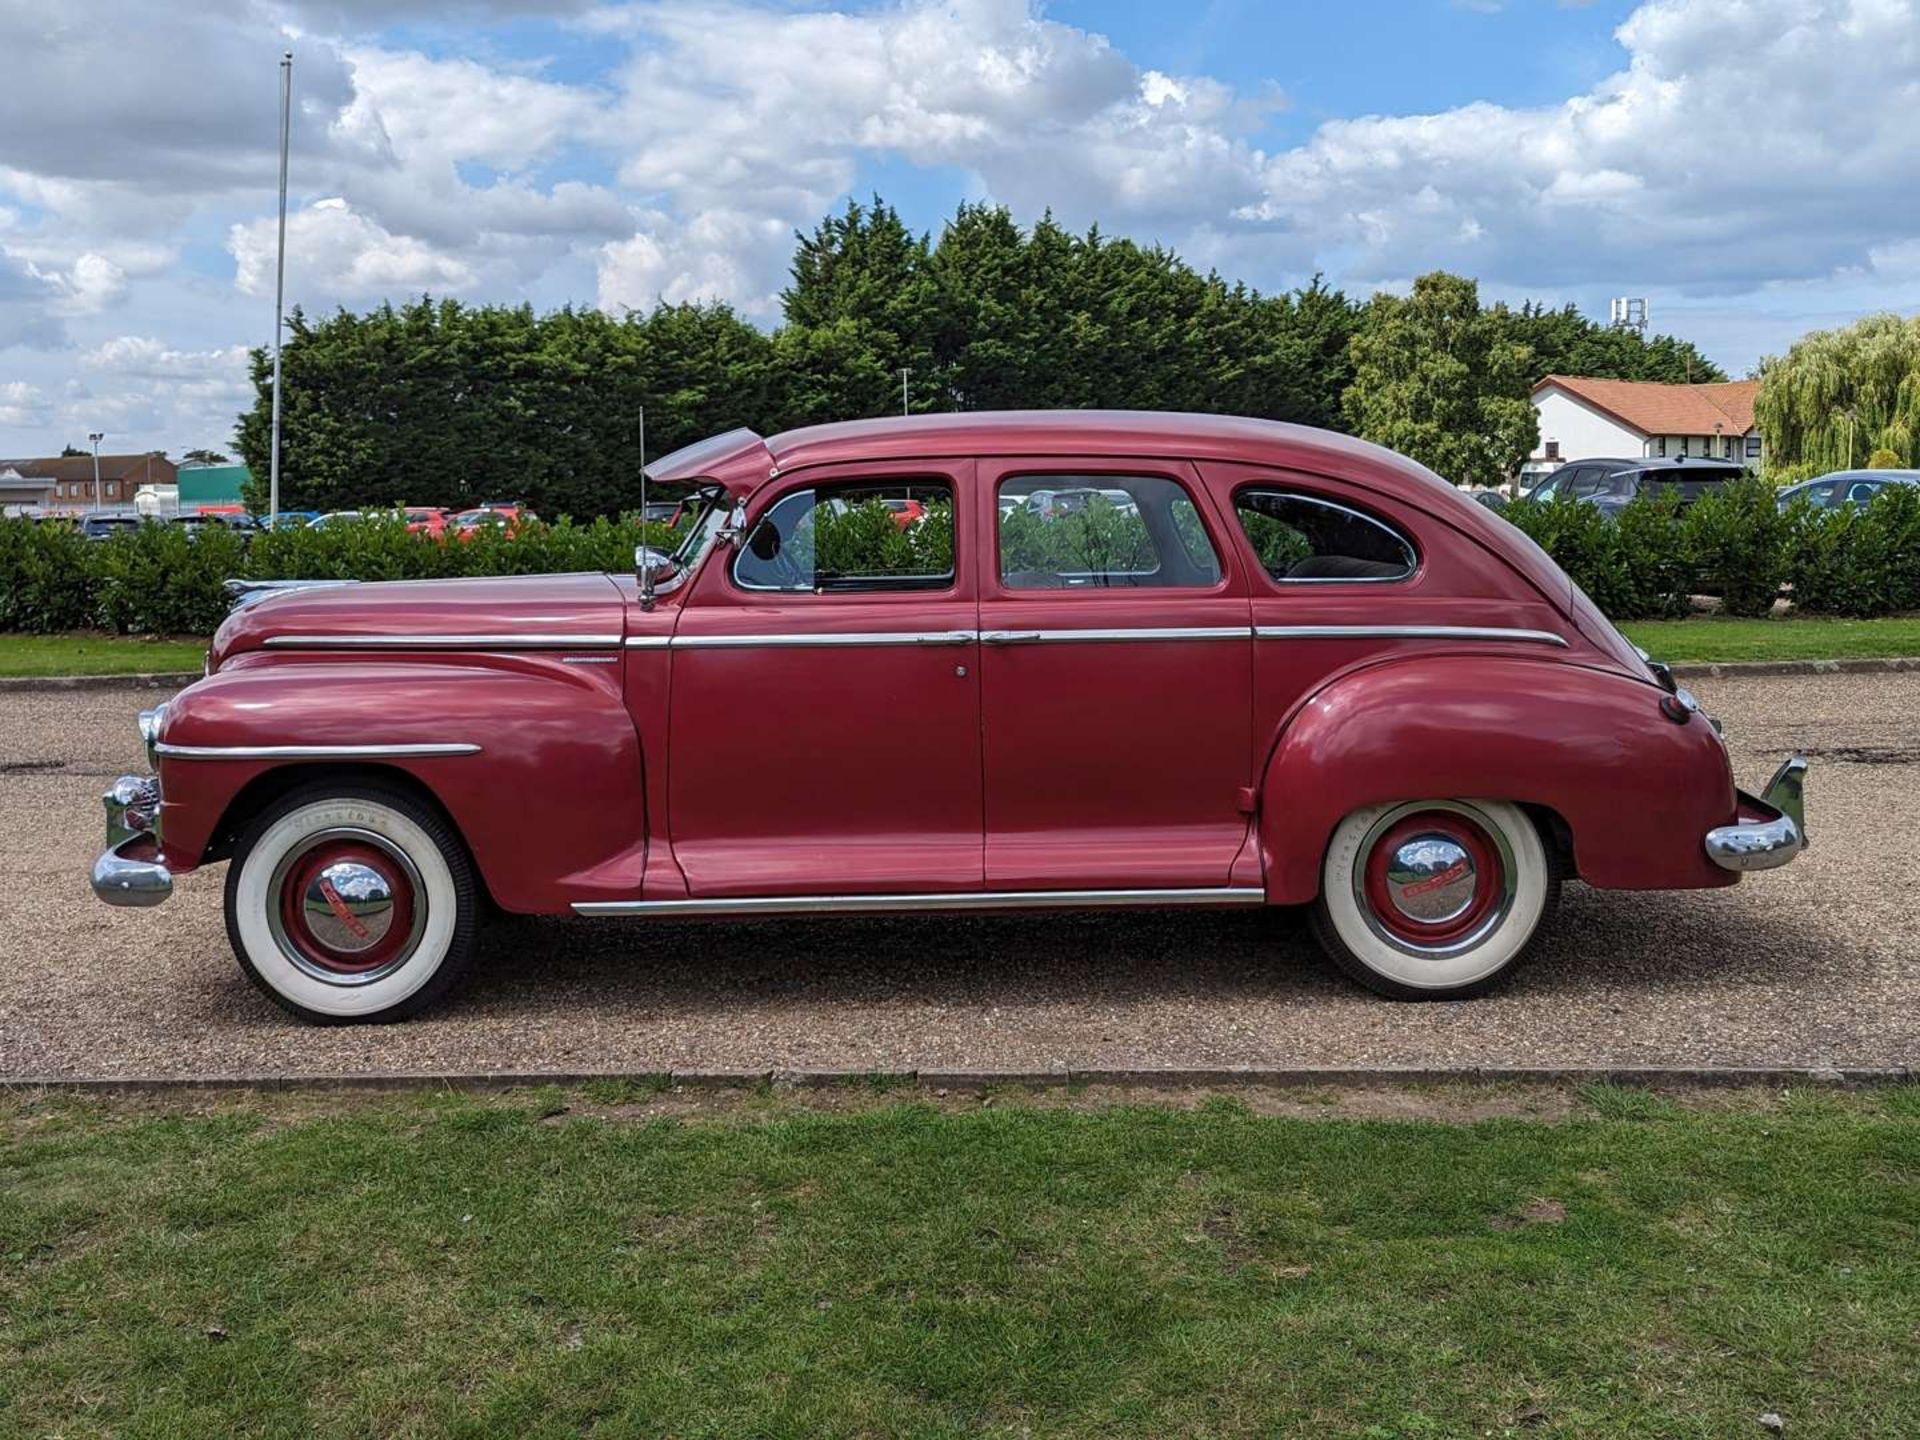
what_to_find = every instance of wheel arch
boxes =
[199,763,494,905]
[1257,652,1735,903]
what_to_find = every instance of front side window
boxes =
[1234,490,1417,583]
[996,474,1221,589]
[733,481,954,592]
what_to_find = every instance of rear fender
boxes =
[1257,655,1738,902]
[155,652,644,912]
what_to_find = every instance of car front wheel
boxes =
[224,783,479,1024]
[1309,798,1558,1000]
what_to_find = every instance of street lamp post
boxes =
[269,50,292,525]
[88,431,104,513]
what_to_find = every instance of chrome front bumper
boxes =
[90,769,173,907]
[1704,755,1808,873]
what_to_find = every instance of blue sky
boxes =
[1,0,1917,457]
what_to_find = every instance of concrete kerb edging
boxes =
[0,671,200,692]
[3,1064,1911,1095]
[1668,655,1920,679]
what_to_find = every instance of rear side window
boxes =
[1234,490,1417,583]
[996,474,1221,589]
[733,481,954,592]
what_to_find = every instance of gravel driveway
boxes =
[2,672,1914,1080]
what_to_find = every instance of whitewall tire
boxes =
[224,784,479,1023]
[1309,798,1558,1000]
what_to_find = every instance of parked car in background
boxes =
[174,512,259,539]
[93,411,1806,1023]
[403,506,449,538]
[451,504,531,540]
[1775,469,1920,512]
[266,510,321,529]
[1526,457,1746,516]
[78,509,144,540]
[308,511,363,529]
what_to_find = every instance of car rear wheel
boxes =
[224,783,479,1024]
[1309,799,1558,1000]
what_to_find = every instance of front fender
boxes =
[155,652,644,912]
[1258,656,1738,903]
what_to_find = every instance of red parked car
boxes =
[92,412,1805,1023]
[402,506,449,539]
[450,504,530,541]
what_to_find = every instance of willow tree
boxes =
[1755,313,1920,474]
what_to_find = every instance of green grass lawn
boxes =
[0,632,206,677]
[1618,615,1920,664]
[4,1084,1916,1438]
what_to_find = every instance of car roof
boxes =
[742,409,1572,609]
[1801,469,1920,484]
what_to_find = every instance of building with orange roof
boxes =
[1527,375,1762,480]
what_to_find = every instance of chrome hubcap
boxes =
[1385,834,1476,924]
[301,860,396,953]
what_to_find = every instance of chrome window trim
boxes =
[981,626,1247,644]
[1234,489,1419,584]
[729,484,957,596]
[673,630,976,650]
[573,886,1265,917]
[155,742,482,761]
[262,633,622,650]
[1254,625,1568,647]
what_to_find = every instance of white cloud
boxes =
[2,0,1920,451]
[230,197,479,298]
[0,380,50,428]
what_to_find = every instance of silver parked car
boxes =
[1775,469,1920,512]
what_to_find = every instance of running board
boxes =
[571,887,1267,918]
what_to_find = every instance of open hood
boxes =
[645,426,774,496]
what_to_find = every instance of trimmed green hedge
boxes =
[3,479,1915,636]
[1502,477,1918,619]
[0,514,672,638]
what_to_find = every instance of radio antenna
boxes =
[637,404,655,610]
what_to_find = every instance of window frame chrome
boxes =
[1232,487,1421,586]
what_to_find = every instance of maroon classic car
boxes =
[92,412,1805,1023]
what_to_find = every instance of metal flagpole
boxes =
[268,50,291,525]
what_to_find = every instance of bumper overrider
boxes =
[90,705,173,907]
[1704,755,1809,873]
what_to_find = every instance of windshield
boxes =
[667,485,728,567]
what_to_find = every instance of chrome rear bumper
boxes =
[1704,755,1808,873]
[90,772,173,907]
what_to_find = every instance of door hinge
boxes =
[1235,786,1259,815]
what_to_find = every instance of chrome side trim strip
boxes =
[982,626,1248,644]
[1255,625,1569,647]
[572,886,1266,917]
[156,742,482,761]
[667,631,976,650]
[624,636,674,649]
[263,633,622,650]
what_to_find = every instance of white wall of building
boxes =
[1531,388,1646,464]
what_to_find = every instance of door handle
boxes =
[980,630,1042,645]
[913,631,976,646]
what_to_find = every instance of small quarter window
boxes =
[1234,490,1417,583]
[997,474,1221,589]
[732,482,954,593]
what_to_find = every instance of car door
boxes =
[974,458,1256,891]
[666,460,983,897]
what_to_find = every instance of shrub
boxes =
[0,520,96,632]
[1678,479,1788,617]
[1786,483,1920,616]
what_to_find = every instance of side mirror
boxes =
[747,519,783,561]
[634,544,673,580]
